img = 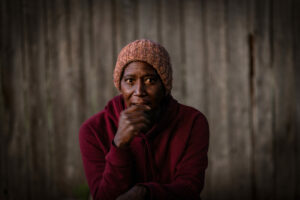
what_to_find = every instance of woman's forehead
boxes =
[123,61,158,76]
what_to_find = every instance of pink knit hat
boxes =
[113,39,173,94]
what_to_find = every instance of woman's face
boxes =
[120,61,165,110]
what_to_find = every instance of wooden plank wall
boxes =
[0,0,299,199]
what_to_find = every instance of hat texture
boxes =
[113,39,172,94]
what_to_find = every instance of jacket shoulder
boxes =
[80,110,106,132]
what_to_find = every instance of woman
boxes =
[79,39,209,200]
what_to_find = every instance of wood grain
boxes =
[293,1,300,198]
[160,0,185,103]
[250,0,275,199]
[137,0,159,41]
[272,0,296,199]
[183,1,210,198]
[226,0,252,199]
[183,0,207,112]
[204,0,232,199]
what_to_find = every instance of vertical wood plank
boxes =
[91,0,115,106]
[250,0,275,199]
[78,0,100,117]
[183,1,210,198]
[204,0,232,199]
[67,1,85,195]
[44,0,58,197]
[67,0,91,196]
[137,0,159,41]
[45,0,59,197]
[161,0,185,103]
[115,0,138,52]
[67,0,87,126]
[0,0,9,198]
[293,1,300,198]
[225,0,252,199]
[45,0,75,197]
[1,0,31,199]
[183,0,207,112]
[22,0,51,198]
[272,0,296,199]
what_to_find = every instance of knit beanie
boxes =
[113,39,173,94]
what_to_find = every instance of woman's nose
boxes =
[134,80,146,96]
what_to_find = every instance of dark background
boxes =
[0,0,299,199]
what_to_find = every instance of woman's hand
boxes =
[114,105,151,148]
[116,185,148,200]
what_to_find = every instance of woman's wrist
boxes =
[137,185,149,198]
[113,137,130,149]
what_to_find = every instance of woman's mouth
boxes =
[131,101,151,107]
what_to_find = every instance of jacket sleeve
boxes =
[139,114,209,200]
[79,123,133,200]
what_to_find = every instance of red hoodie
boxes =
[79,95,209,200]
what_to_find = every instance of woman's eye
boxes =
[145,77,157,84]
[125,78,134,84]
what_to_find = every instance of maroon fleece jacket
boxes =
[79,95,209,200]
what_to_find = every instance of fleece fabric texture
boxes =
[79,95,209,200]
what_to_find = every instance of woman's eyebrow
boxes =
[123,74,135,78]
[143,73,158,77]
